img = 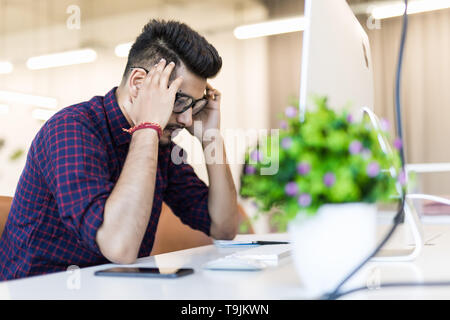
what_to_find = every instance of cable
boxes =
[393,0,409,222]
[394,0,408,167]
[407,193,450,206]
[322,0,410,300]
[322,198,405,300]
[330,281,450,300]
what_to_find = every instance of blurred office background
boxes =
[0,0,449,231]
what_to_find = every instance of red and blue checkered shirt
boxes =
[0,87,211,280]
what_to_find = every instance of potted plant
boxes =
[240,97,403,296]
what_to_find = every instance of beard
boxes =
[159,125,184,146]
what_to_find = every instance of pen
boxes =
[253,241,290,245]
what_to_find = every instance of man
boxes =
[0,19,239,280]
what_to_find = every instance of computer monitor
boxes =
[299,0,423,261]
[299,0,374,121]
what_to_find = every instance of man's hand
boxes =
[187,82,221,141]
[129,59,183,129]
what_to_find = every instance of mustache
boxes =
[165,125,184,131]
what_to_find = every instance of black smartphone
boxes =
[94,267,194,278]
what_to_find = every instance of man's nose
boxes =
[176,108,193,128]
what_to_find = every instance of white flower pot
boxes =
[288,203,377,297]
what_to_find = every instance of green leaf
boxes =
[9,149,24,162]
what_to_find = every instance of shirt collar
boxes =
[104,87,132,146]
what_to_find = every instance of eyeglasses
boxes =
[173,91,208,115]
[130,66,208,115]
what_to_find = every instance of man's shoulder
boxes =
[47,95,104,130]
[33,94,107,149]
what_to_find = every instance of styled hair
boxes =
[122,19,222,81]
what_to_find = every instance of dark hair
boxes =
[122,19,222,82]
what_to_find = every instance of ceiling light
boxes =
[0,90,57,109]
[234,16,305,39]
[26,48,97,70]
[115,42,132,57]
[0,61,13,74]
[371,0,450,19]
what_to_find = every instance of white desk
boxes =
[2,225,450,300]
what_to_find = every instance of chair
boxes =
[150,202,254,256]
[0,196,12,238]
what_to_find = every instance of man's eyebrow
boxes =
[177,91,205,100]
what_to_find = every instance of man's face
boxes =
[159,63,207,146]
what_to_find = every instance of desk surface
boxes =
[2,225,450,300]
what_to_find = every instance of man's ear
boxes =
[128,69,146,100]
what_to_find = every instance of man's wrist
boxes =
[123,122,163,139]
[132,127,159,143]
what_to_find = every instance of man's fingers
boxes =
[151,59,166,87]
[160,61,176,89]
[143,65,156,86]
[206,82,220,101]
[206,82,220,100]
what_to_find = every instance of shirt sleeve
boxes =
[163,145,211,236]
[43,115,114,256]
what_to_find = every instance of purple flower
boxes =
[298,193,312,207]
[398,170,407,186]
[380,118,390,131]
[279,120,288,129]
[346,114,353,123]
[367,161,380,177]
[281,137,293,150]
[245,165,256,175]
[323,172,336,187]
[285,106,297,118]
[284,182,299,197]
[297,162,311,175]
[393,138,403,150]
[250,150,263,162]
[349,140,363,155]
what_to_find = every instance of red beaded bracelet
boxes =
[122,122,163,139]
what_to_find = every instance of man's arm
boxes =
[96,129,159,264]
[96,59,183,264]
[189,82,239,240]
[203,136,239,240]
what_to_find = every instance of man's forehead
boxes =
[172,64,207,98]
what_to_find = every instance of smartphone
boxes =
[94,267,194,278]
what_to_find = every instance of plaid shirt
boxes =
[0,87,211,281]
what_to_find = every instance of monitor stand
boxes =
[371,198,423,262]
[361,107,424,262]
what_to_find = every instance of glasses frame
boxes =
[130,66,208,115]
